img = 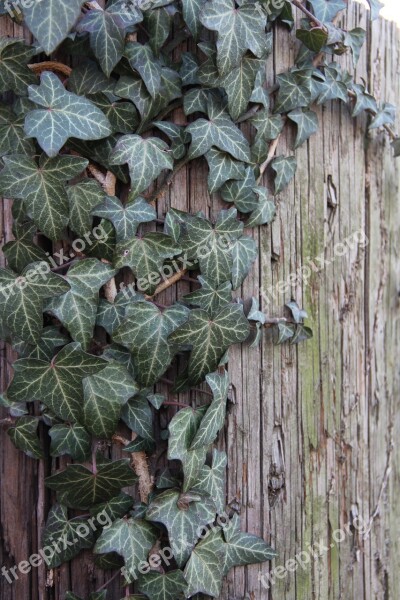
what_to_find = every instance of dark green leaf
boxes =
[296,27,328,53]
[8,416,43,459]
[138,570,187,600]
[288,108,318,148]
[42,504,94,567]
[49,423,91,461]
[271,155,297,193]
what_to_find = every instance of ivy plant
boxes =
[0,0,396,598]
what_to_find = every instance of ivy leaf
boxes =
[183,532,224,598]
[231,235,258,289]
[42,504,94,567]
[121,392,154,440]
[90,93,139,135]
[274,69,313,113]
[183,0,207,38]
[3,222,48,272]
[78,4,141,77]
[153,121,190,160]
[221,56,263,121]
[83,362,138,439]
[146,489,216,567]
[191,371,229,449]
[46,259,117,350]
[68,179,106,237]
[0,154,88,240]
[186,100,250,162]
[200,0,268,76]
[113,302,189,386]
[7,343,106,422]
[309,0,346,22]
[138,570,187,600]
[94,518,157,582]
[251,110,284,143]
[222,513,277,570]
[351,83,377,117]
[0,38,37,95]
[344,28,366,67]
[220,167,258,213]
[369,103,396,129]
[8,416,43,459]
[245,187,276,228]
[49,423,91,461]
[67,60,115,96]
[0,263,69,344]
[316,66,348,104]
[168,405,209,490]
[0,107,35,156]
[205,148,246,193]
[275,321,296,344]
[14,325,70,362]
[125,42,163,98]
[23,0,86,54]
[296,27,328,52]
[192,449,227,514]
[25,72,112,157]
[110,134,173,199]
[90,492,134,522]
[288,108,318,148]
[46,459,137,509]
[93,196,156,242]
[114,233,181,296]
[144,7,172,54]
[271,155,297,194]
[169,304,250,386]
[180,208,243,287]
[182,276,232,318]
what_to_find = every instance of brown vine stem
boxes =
[290,0,327,31]
[145,268,188,300]
[112,434,154,504]
[28,61,72,77]
[256,132,283,184]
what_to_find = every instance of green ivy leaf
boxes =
[7,342,106,422]
[296,27,328,53]
[25,72,112,157]
[146,489,216,567]
[200,0,268,76]
[46,459,137,509]
[0,263,69,344]
[190,370,229,449]
[68,179,106,238]
[231,235,258,289]
[113,302,189,386]
[114,233,181,295]
[191,449,227,514]
[42,504,95,567]
[221,513,277,570]
[220,167,258,213]
[186,100,250,162]
[168,405,209,490]
[316,66,348,104]
[121,392,154,440]
[183,0,207,38]
[67,60,115,96]
[93,196,156,242]
[14,325,70,361]
[94,517,157,582]
[287,108,318,148]
[46,259,117,349]
[0,105,35,156]
[83,361,138,439]
[125,42,163,99]
[0,154,88,240]
[183,532,224,597]
[221,56,262,121]
[369,103,396,130]
[0,38,37,95]
[23,0,86,54]
[49,423,91,461]
[90,93,139,134]
[144,7,172,54]
[309,0,346,22]
[271,155,297,194]
[110,134,173,199]
[138,570,187,600]
[3,223,48,272]
[205,148,246,193]
[90,492,134,522]
[245,187,276,228]
[274,69,313,113]
[182,276,232,318]
[169,304,250,386]
[344,28,366,67]
[351,83,377,117]
[8,416,43,459]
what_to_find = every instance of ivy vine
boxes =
[0,0,396,598]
